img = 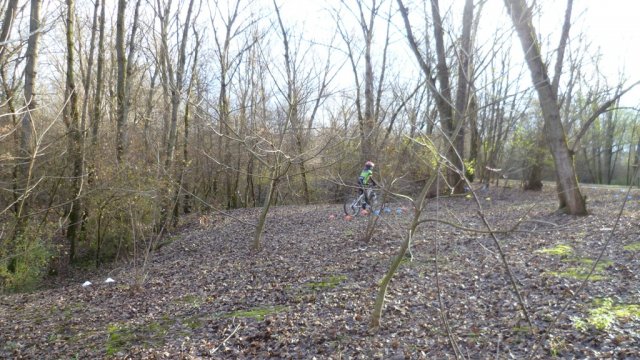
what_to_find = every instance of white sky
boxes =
[576,1,640,101]
[279,0,640,107]
[578,1,639,72]
[541,0,640,105]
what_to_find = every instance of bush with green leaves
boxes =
[0,231,51,292]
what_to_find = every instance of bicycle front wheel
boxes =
[343,197,360,216]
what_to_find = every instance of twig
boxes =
[434,171,464,358]
[477,209,532,328]
[212,321,241,354]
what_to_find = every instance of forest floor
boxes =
[1,185,639,359]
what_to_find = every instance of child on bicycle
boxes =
[358,161,377,209]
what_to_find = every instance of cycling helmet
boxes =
[365,161,374,168]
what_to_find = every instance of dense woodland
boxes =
[0,0,638,294]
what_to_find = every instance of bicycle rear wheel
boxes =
[343,196,361,216]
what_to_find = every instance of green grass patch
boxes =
[549,269,606,281]
[564,257,613,268]
[548,258,612,281]
[223,305,288,321]
[511,326,533,333]
[106,318,173,356]
[305,275,347,290]
[182,316,203,330]
[536,244,573,256]
[572,298,640,331]
[174,294,207,308]
[623,242,640,251]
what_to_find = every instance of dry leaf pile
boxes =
[1,186,639,358]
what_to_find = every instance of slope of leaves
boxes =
[1,186,639,358]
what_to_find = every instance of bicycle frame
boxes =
[344,187,377,216]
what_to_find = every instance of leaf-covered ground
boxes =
[1,185,639,359]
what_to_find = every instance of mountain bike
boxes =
[343,187,380,216]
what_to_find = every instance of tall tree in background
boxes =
[80,0,100,145]
[115,0,141,163]
[337,0,389,165]
[0,0,19,102]
[64,0,84,262]
[90,0,106,151]
[476,47,528,186]
[13,0,42,241]
[504,0,587,214]
[210,0,252,209]
[273,0,333,204]
[397,0,477,194]
[156,0,198,228]
[0,0,21,213]
[115,0,128,163]
[164,0,196,169]
[0,0,18,67]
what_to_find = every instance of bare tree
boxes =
[152,0,199,230]
[273,0,334,204]
[13,0,42,239]
[336,0,390,165]
[504,0,587,214]
[115,0,127,163]
[397,0,479,194]
[1,0,42,277]
[209,0,259,209]
[0,0,22,214]
[115,0,142,163]
[79,0,100,140]
[64,0,84,262]
[90,0,106,150]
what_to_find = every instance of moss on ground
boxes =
[223,305,288,321]
[572,298,640,331]
[536,244,573,256]
[305,274,347,290]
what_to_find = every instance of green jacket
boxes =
[359,169,373,185]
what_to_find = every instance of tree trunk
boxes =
[0,0,19,64]
[523,126,545,191]
[213,1,241,209]
[115,0,127,163]
[340,1,386,165]
[603,110,616,184]
[397,0,476,194]
[634,140,640,186]
[361,19,375,164]
[253,171,278,251]
[13,0,42,238]
[181,30,200,216]
[157,0,195,229]
[6,0,41,274]
[80,0,99,135]
[504,0,587,215]
[91,0,105,149]
[0,0,19,212]
[87,0,105,188]
[626,122,638,184]
[453,0,474,187]
[65,0,84,262]
[165,0,194,167]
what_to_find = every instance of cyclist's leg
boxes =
[363,186,370,208]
